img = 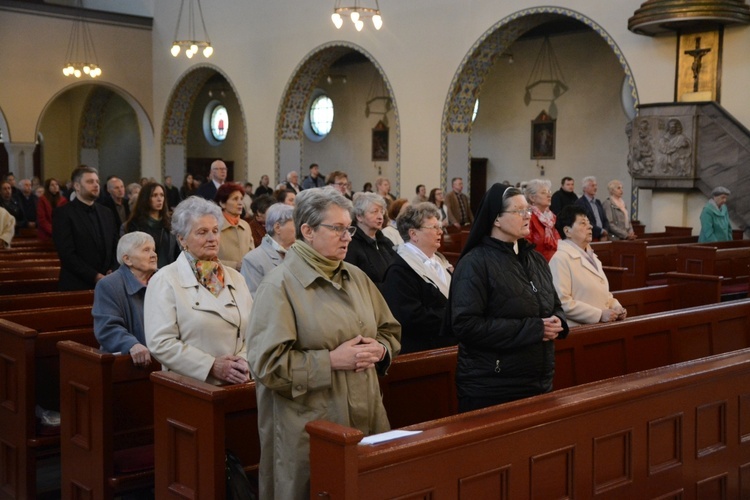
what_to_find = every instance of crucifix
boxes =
[684,37,711,92]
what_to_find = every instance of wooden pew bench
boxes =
[0,277,60,295]
[307,348,750,499]
[610,272,721,316]
[58,341,161,499]
[0,289,94,312]
[0,305,95,499]
[0,267,60,282]
[677,244,750,297]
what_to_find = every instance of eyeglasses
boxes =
[419,225,444,233]
[319,224,357,237]
[502,208,533,217]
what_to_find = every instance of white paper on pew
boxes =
[359,430,422,445]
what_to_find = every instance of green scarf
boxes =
[291,240,343,281]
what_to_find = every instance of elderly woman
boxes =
[549,205,626,326]
[215,183,254,271]
[602,179,636,240]
[247,187,401,499]
[240,203,295,297]
[382,203,455,353]
[699,186,732,242]
[344,192,397,285]
[524,178,560,261]
[144,197,253,385]
[123,182,179,268]
[375,176,395,208]
[444,184,568,413]
[93,232,157,366]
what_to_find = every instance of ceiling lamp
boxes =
[171,0,214,59]
[62,0,102,78]
[331,0,383,31]
[524,36,568,118]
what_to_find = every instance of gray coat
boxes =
[240,235,284,297]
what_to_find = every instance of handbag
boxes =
[225,449,257,500]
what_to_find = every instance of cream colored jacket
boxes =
[548,239,621,326]
[144,252,253,384]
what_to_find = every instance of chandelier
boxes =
[62,1,102,78]
[523,36,568,118]
[331,0,383,31]
[170,0,214,59]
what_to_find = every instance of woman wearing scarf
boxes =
[247,187,401,500]
[215,182,254,271]
[602,179,636,240]
[699,186,732,242]
[524,179,560,261]
[144,196,252,385]
[382,202,456,353]
[443,183,568,413]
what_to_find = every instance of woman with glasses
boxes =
[443,183,568,413]
[549,205,626,326]
[344,192,397,286]
[247,186,400,499]
[524,178,560,261]
[382,203,455,353]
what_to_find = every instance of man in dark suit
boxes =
[574,175,609,240]
[195,159,227,200]
[53,165,119,290]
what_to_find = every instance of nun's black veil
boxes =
[458,183,515,260]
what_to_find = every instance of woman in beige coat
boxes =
[549,205,626,326]
[247,187,401,499]
[145,196,253,385]
[215,182,254,271]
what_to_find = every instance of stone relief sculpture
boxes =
[628,117,693,178]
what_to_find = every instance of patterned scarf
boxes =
[186,252,225,296]
[531,205,558,248]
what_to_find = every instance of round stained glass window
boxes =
[309,95,334,137]
[210,105,229,141]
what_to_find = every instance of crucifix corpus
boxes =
[684,37,711,93]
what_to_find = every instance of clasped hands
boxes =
[600,306,627,323]
[542,316,564,341]
[330,335,385,372]
[212,354,251,384]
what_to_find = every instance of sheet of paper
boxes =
[359,430,422,445]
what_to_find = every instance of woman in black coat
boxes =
[344,192,396,286]
[444,184,568,413]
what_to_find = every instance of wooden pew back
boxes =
[307,349,750,499]
[0,289,94,312]
[58,341,161,499]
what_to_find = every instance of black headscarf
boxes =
[459,183,515,260]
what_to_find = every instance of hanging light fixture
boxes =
[62,0,102,78]
[523,36,568,118]
[171,0,214,59]
[331,0,383,31]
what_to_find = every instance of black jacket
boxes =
[575,195,610,240]
[550,188,578,215]
[447,236,568,402]
[344,227,396,286]
[381,253,455,354]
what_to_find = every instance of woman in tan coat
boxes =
[247,186,401,499]
[215,183,254,271]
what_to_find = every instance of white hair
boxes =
[117,231,155,265]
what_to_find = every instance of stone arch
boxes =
[276,42,400,191]
[161,64,248,182]
[441,6,639,188]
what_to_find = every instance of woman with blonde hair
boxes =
[524,178,560,261]
[602,179,636,240]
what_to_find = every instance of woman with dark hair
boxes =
[215,182,254,271]
[444,184,568,413]
[37,178,67,240]
[429,187,449,227]
[549,205,626,326]
[248,194,276,247]
[123,182,179,268]
[273,188,296,206]
[180,173,195,200]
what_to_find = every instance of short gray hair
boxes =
[582,176,597,187]
[352,192,386,219]
[524,179,551,199]
[397,202,440,241]
[293,187,352,240]
[265,203,294,234]
[171,196,222,239]
[116,231,155,266]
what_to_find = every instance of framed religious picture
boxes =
[372,120,389,161]
[531,110,555,160]
[675,29,722,102]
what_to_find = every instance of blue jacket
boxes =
[92,265,147,354]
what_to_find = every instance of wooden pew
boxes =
[0,306,95,499]
[0,251,59,261]
[307,348,750,499]
[0,289,94,312]
[677,244,750,297]
[0,267,60,285]
[0,278,60,295]
[58,341,161,499]
[150,372,260,500]
[611,272,721,316]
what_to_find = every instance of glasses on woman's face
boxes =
[319,224,357,237]
[503,208,533,218]
[419,224,443,233]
